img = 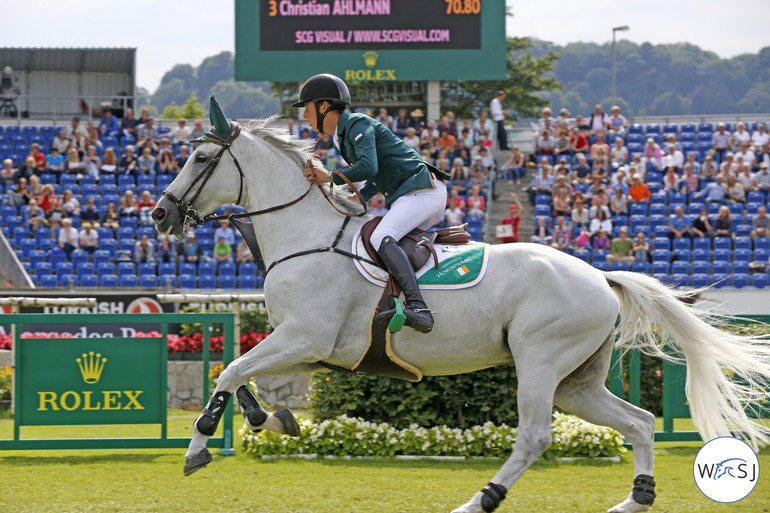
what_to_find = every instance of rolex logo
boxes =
[362,51,378,68]
[77,352,107,384]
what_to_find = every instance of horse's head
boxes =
[152,96,246,235]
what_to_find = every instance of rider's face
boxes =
[303,101,330,132]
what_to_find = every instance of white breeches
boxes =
[370,179,447,251]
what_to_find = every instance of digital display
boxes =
[259,0,481,51]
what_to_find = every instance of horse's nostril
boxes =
[153,208,166,220]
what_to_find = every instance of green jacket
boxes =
[332,111,442,206]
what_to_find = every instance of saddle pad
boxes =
[352,225,489,290]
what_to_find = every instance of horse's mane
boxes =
[245,116,366,216]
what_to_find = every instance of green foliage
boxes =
[161,94,205,121]
[240,413,627,459]
[0,365,11,400]
[310,364,519,429]
[178,304,272,338]
[152,78,188,113]
[161,64,197,91]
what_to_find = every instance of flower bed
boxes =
[0,331,268,357]
[240,413,627,460]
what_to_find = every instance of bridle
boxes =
[161,120,374,277]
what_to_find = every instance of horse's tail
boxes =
[604,270,770,449]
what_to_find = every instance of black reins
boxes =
[161,121,376,279]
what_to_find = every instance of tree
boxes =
[161,64,197,92]
[152,78,188,113]
[197,52,235,98]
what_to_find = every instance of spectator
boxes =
[587,104,610,134]
[392,109,410,138]
[589,208,613,238]
[102,202,120,231]
[490,90,509,150]
[119,190,138,217]
[571,197,590,229]
[593,229,611,250]
[85,120,102,150]
[214,219,236,246]
[574,227,592,251]
[466,185,486,218]
[726,175,745,204]
[472,111,494,142]
[438,114,457,138]
[692,208,714,239]
[27,143,46,170]
[18,156,38,180]
[497,193,523,243]
[57,217,79,260]
[668,205,692,241]
[662,166,679,196]
[606,226,635,268]
[553,129,571,159]
[409,108,426,132]
[157,139,177,173]
[52,128,71,154]
[65,148,85,176]
[589,133,610,164]
[751,206,770,240]
[557,108,571,128]
[38,184,57,212]
[736,141,756,167]
[590,187,610,219]
[678,164,700,195]
[78,222,98,254]
[369,194,388,216]
[69,115,87,141]
[445,201,464,226]
[235,238,253,264]
[0,158,16,185]
[609,186,628,216]
[46,196,67,232]
[98,110,120,137]
[60,189,80,216]
[25,198,48,232]
[712,122,731,160]
[501,147,526,185]
[571,153,592,185]
[531,217,552,244]
[138,190,156,225]
[737,163,755,190]
[169,118,191,144]
[720,152,737,175]
[213,236,233,265]
[153,235,175,264]
[402,127,420,152]
[80,197,100,227]
[551,215,572,250]
[642,138,662,170]
[137,146,157,176]
[190,119,206,140]
[45,147,65,174]
[176,144,190,171]
[101,147,119,175]
[446,188,466,211]
[610,137,628,165]
[628,175,651,203]
[119,145,138,175]
[437,130,456,153]
[134,234,155,264]
[714,205,733,238]
[756,162,770,193]
[466,167,488,192]
[536,130,555,156]
[120,108,140,140]
[81,145,102,180]
[732,122,751,150]
[751,123,769,148]
[633,232,650,263]
[136,117,159,152]
[695,175,727,206]
[607,106,627,136]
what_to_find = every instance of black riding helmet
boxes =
[291,74,350,133]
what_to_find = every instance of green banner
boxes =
[18,337,164,426]
[417,245,485,285]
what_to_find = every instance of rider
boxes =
[294,73,449,334]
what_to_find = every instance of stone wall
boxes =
[166,361,311,411]
[0,350,11,368]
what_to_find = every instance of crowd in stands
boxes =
[518,103,770,287]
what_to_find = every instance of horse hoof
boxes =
[184,448,213,476]
[274,408,301,437]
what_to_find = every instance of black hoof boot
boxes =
[195,391,231,436]
[236,385,268,431]
[184,448,212,476]
[479,482,507,513]
[632,474,656,505]
[274,408,301,437]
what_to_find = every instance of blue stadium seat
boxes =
[139,274,158,288]
[118,238,135,252]
[652,262,670,274]
[79,274,98,287]
[199,261,217,274]
[713,237,732,251]
[137,262,156,276]
[734,237,752,251]
[56,261,74,276]
[756,238,770,250]
[34,261,53,276]
[158,262,177,275]
[733,248,752,262]
[631,261,650,273]
[199,274,217,289]
[179,274,197,288]
[75,262,95,276]
[671,273,690,287]
[59,274,77,287]
[753,273,769,289]
[711,260,730,274]
[120,274,139,288]
[671,261,690,275]
[29,250,46,266]
[652,249,670,262]
[691,261,710,274]
[159,274,178,288]
[179,262,197,275]
[732,273,750,288]
[40,274,58,287]
[219,274,237,289]
[733,261,750,274]
[238,274,258,289]
[238,262,258,276]
[592,261,610,271]
[691,274,710,288]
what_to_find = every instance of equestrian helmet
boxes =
[291,74,350,108]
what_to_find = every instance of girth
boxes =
[360,217,472,272]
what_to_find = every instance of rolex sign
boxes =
[18,337,164,425]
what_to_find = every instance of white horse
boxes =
[152,100,770,513]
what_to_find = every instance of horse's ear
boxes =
[209,95,230,138]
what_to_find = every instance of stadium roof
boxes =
[0,48,135,73]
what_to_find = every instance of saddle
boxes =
[360,217,472,271]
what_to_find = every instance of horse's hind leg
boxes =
[553,337,656,513]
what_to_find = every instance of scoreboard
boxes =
[235,0,507,82]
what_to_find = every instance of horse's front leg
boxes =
[184,321,334,475]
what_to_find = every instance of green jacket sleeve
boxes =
[332,120,378,185]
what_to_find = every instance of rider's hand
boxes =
[304,160,329,183]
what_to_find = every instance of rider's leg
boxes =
[370,181,446,333]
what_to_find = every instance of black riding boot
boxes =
[377,236,434,333]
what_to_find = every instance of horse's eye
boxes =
[196,154,207,163]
